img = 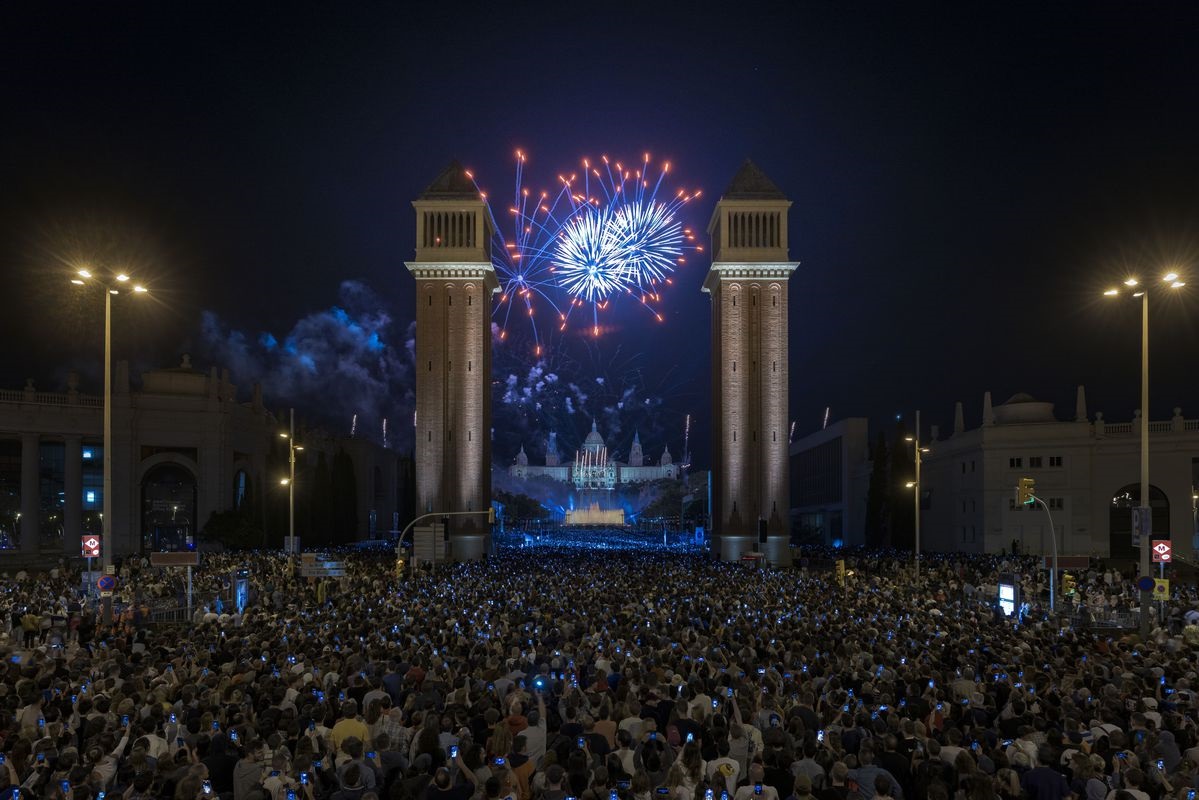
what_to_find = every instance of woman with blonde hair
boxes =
[487,722,514,763]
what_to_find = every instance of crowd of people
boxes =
[2,544,1199,800]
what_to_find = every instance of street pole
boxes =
[914,409,921,581]
[288,408,296,571]
[1033,495,1058,612]
[102,289,112,571]
[1139,291,1151,636]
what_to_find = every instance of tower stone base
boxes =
[714,534,755,562]
[450,533,489,562]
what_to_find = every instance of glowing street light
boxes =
[280,410,303,564]
[1103,269,1187,634]
[903,411,925,579]
[70,266,150,568]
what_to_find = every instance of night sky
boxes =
[3,2,1198,466]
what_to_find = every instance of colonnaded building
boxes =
[0,356,400,561]
[789,388,1199,560]
[508,421,678,489]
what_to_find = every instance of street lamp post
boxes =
[904,410,929,580]
[71,270,148,570]
[279,409,302,570]
[1105,272,1186,635]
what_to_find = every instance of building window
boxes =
[233,470,248,510]
[1049,497,1064,510]
[963,526,977,543]
[1029,457,1043,468]
[971,461,976,472]
[1050,456,1063,467]
[1009,457,1022,468]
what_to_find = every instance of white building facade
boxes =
[508,421,678,488]
[920,388,1199,560]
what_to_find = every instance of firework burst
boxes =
[471,150,701,351]
[555,153,702,335]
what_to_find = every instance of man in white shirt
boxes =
[619,700,645,741]
[706,741,740,797]
[524,704,548,768]
[733,764,779,800]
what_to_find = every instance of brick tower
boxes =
[406,161,499,560]
[702,160,798,564]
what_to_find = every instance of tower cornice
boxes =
[404,261,501,292]
[701,262,800,293]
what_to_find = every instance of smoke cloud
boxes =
[199,280,415,449]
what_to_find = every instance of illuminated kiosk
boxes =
[407,162,499,562]
[703,161,798,565]
[998,573,1020,617]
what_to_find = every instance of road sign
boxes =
[1153,578,1170,599]
[1137,575,1156,592]
[81,535,101,558]
[299,560,345,577]
[1152,540,1172,563]
[96,574,118,592]
[1132,506,1152,546]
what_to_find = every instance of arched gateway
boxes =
[407,160,798,564]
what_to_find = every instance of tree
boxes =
[203,507,262,550]
[864,431,889,546]
[640,479,688,520]
[493,490,548,522]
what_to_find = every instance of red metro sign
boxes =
[1152,540,1172,563]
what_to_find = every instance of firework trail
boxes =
[469,151,578,357]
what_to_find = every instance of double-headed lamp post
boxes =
[279,409,303,567]
[904,410,931,580]
[1104,271,1186,635]
[70,269,148,569]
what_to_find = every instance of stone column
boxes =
[63,436,82,558]
[20,433,39,552]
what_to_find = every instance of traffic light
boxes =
[1016,477,1037,505]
